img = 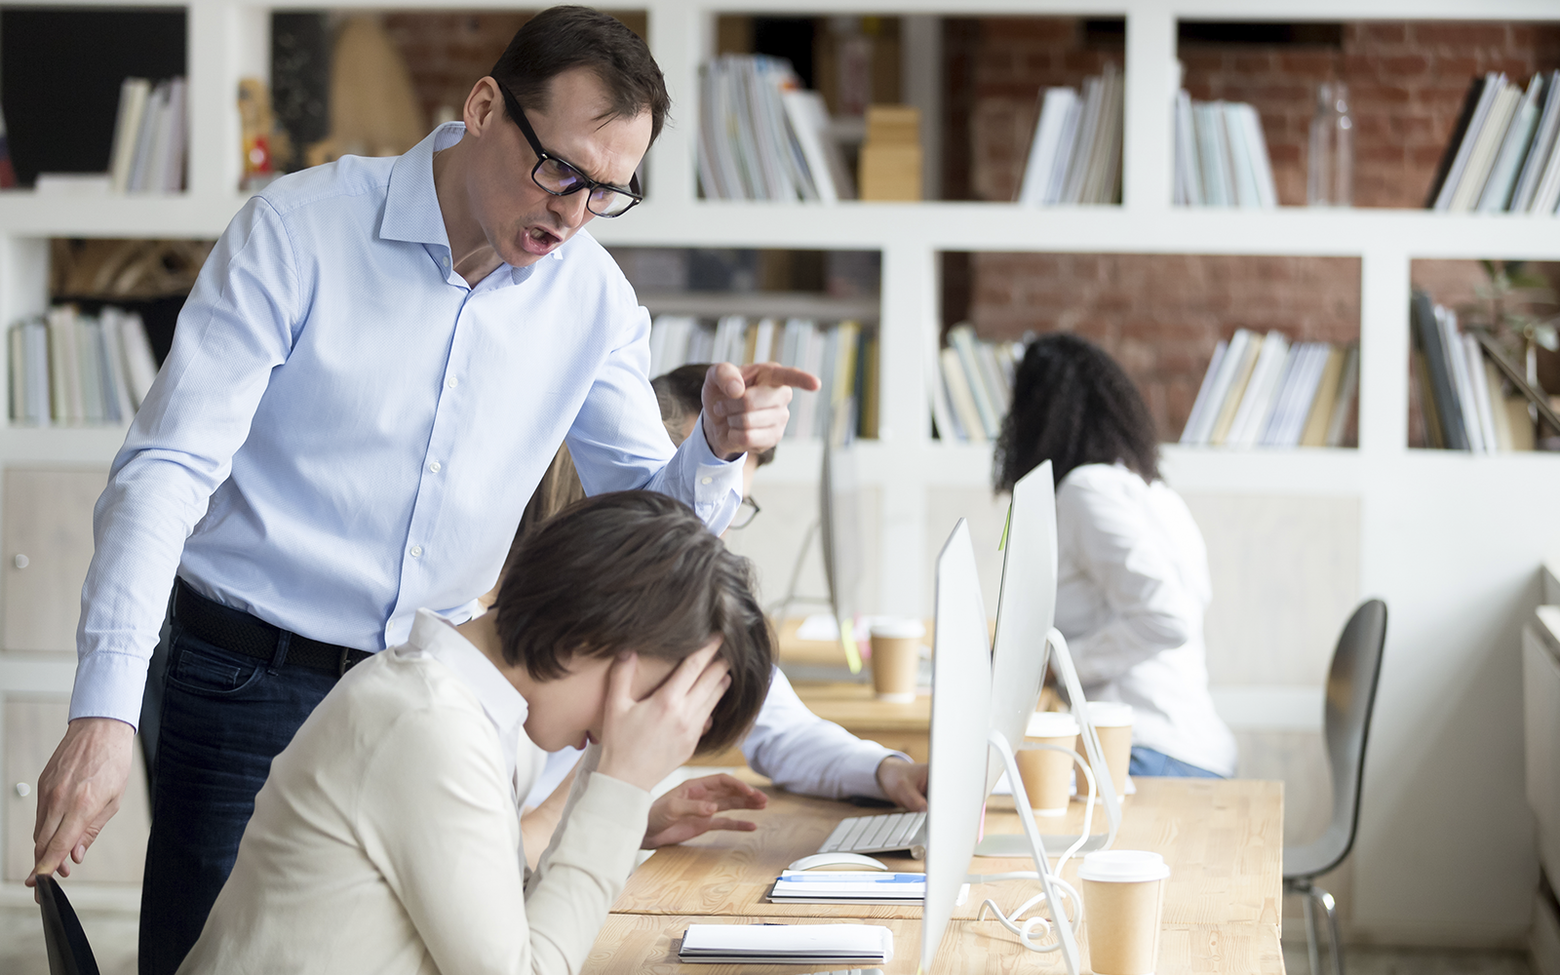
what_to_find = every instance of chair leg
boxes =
[1307,884,1344,975]
[1300,887,1322,975]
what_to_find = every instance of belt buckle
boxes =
[338,646,352,678]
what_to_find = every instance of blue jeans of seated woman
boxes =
[139,621,338,975]
[1129,745,1223,778]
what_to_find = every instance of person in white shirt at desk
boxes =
[514,364,930,849]
[994,334,1237,778]
[178,491,774,975]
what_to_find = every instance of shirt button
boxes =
[429,461,442,474]
[446,376,458,389]
[410,545,423,559]
[701,476,713,485]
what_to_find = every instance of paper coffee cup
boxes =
[1079,850,1170,975]
[869,620,924,702]
[1075,701,1133,797]
[1015,711,1080,816]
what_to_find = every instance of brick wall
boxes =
[382,11,647,129]
[968,252,1361,440]
[956,19,1560,206]
[959,19,1560,441]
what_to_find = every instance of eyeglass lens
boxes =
[533,158,635,217]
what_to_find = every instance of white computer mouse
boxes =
[785,852,890,872]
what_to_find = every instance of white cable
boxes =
[969,746,1098,952]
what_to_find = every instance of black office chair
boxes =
[1283,598,1388,975]
[36,874,101,975]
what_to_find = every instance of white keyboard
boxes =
[817,811,927,859]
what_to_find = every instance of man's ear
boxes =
[464,77,503,135]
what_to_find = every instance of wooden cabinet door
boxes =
[3,468,108,652]
[4,697,149,883]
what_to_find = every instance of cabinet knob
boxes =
[14,782,30,798]
[12,554,28,569]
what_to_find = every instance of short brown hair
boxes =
[654,363,776,466]
[491,6,671,145]
[493,491,773,755]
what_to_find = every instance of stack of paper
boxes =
[770,871,926,905]
[678,923,893,965]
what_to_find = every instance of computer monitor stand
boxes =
[975,727,1083,975]
[975,627,1122,857]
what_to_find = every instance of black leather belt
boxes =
[172,578,372,677]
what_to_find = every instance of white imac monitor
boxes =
[976,460,1121,857]
[919,519,993,974]
[983,460,1056,797]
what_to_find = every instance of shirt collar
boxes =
[406,608,528,785]
[381,121,569,284]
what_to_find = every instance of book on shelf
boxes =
[1180,330,1359,449]
[1427,71,1560,215]
[97,75,189,193]
[699,55,853,203]
[1015,65,1123,206]
[931,326,1022,443]
[10,305,157,427]
[1409,289,1560,451]
[1173,96,1277,208]
[648,312,875,439]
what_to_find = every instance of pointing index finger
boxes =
[740,363,821,392]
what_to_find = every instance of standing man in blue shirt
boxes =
[26,8,815,975]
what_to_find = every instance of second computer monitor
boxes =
[920,518,994,974]
[984,460,1058,796]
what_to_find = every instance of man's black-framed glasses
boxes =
[497,83,643,218]
[728,496,761,531]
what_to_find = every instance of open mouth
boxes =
[522,225,562,256]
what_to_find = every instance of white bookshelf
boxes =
[0,0,1558,946]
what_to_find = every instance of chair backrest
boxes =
[1315,598,1389,875]
[36,874,100,975]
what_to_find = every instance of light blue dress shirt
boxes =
[71,123,743,727]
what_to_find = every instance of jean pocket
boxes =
[166,637,266,698]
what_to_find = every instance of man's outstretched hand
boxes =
[701,362,821,461]
[642,773,768,849]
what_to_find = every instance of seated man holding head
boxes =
[177,491,772,975]
[516,363,929,844]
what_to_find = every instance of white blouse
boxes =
[1054,462,1238,777]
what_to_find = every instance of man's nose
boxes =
[549,189,592,230]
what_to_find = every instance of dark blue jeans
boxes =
[139,619,338,975]
[1129,745,1223,779]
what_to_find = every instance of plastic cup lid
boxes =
[1025,711,1080,738]
[870,619,925,639]
[1082,701,1134,727]
[1078,850,1170,883]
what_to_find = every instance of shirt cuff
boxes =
[68,650,150,729]
[837,742,915,799]
[689,413,744,531]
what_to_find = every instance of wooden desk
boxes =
[598,776,1284,973]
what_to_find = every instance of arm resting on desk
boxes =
[742,668,916,802]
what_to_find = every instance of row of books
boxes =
[697,55,855,204]
[108,77,188,193]
[1180,331,1359,448]
[647,315,876,440]
[1428,71,1560,215]
[9,306,159,426]
[1173,94,1278,208]
[1408,291,1550,452]
[931,325,1022,443]
[1017,66,1124,206]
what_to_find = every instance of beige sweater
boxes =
[178,610,650,975]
